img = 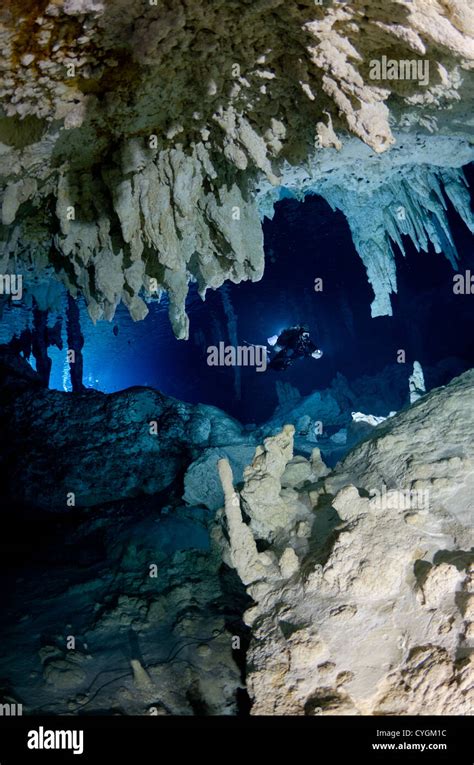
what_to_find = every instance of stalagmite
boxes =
[409,360,426,403]
[130,659,154,692]
[217,372,474,715]
[217,457,276,585]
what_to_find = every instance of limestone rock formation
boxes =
[263,358,468,464]
[0,499,245,715]
[183,444,257,511]
[216,369,474,715]
[1,1,474,333]
[257,142,474,317]
[0,349,252,510]
[409,360,426,403]
[217,457,278,586]
[351,410,396,426]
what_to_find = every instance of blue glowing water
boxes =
[1,177,473,423]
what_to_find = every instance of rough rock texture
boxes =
[0,352,251,715]
[183,444,257,512]
[1,1,473,333]
[216,369,474,715]
[0,350,252,510]
[409,359,426,402]
[257,138,474,317]
[0,499,247,715]
[263,358,465,464]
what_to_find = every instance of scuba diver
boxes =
[267,325,323,371]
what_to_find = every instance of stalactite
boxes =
[259,163,474,318]
[220,285,241,401]
[8,328,33,360]
[1,1,472,335]
[47,318,63,352]
[31,307,52,388]
[66,294,85,393]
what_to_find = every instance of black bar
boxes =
[0,715,470,762]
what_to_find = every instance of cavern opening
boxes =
[2,163,473,435]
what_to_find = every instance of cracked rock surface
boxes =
[216,369,474,714]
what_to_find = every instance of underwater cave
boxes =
[0,0,473,749]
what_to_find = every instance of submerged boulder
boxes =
[183,445,257,511]
[0,351,253,511]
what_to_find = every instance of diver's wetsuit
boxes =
[269,326,319,371]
